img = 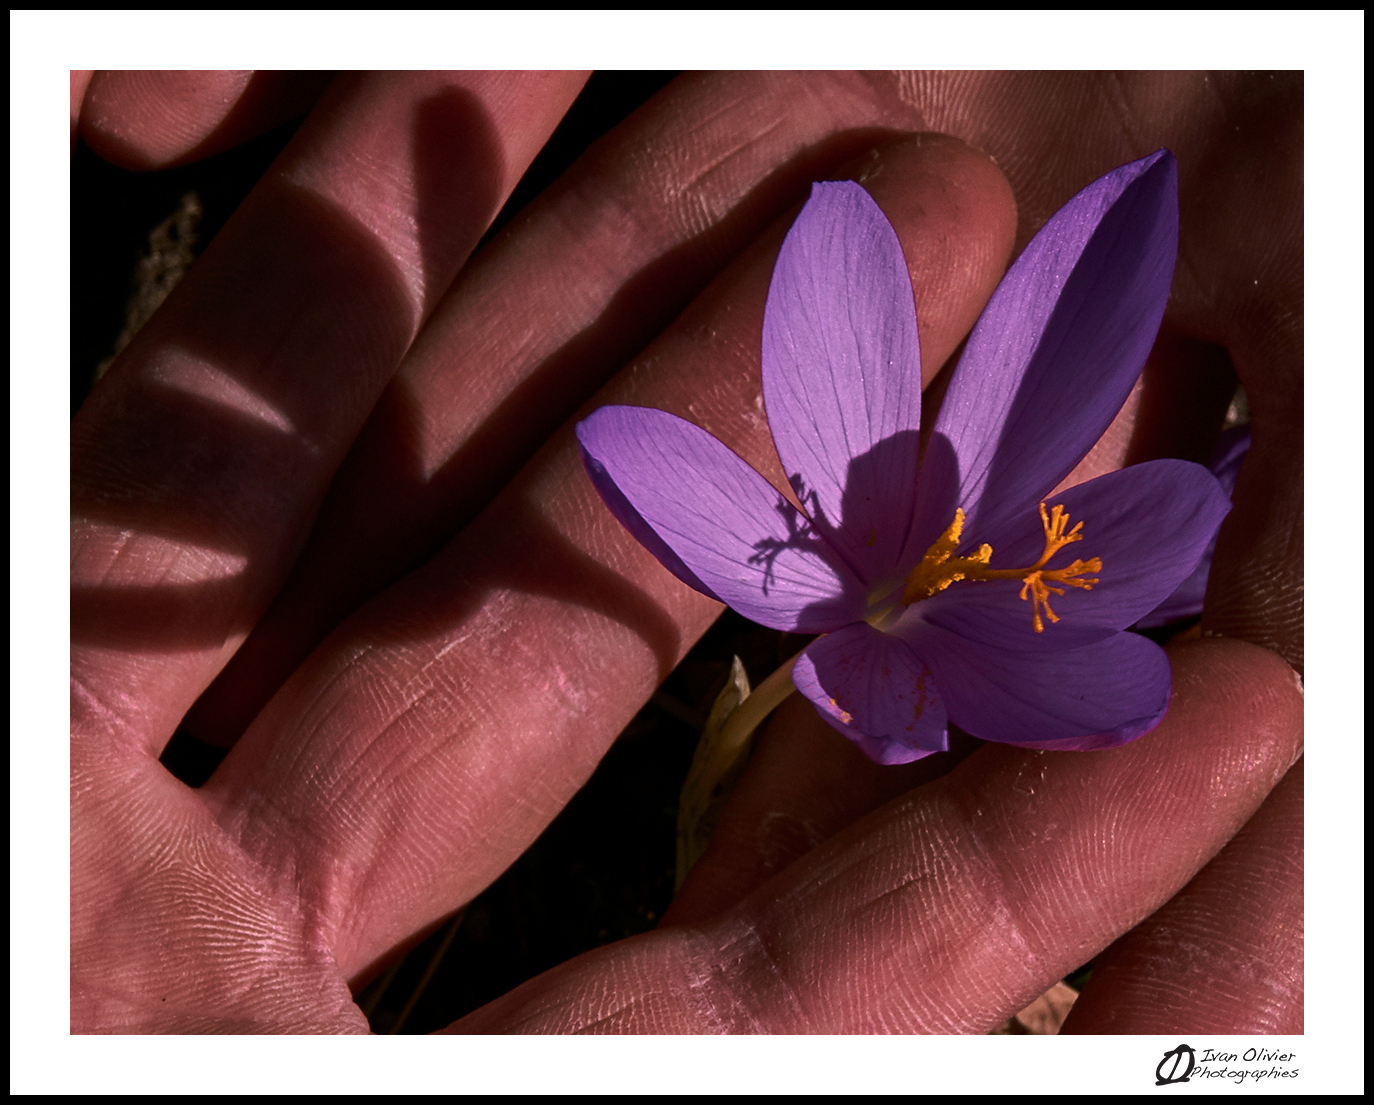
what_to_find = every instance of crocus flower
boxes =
[577,150,1232,765]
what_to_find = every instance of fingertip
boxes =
[80,70,332,170]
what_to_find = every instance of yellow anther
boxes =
[901,502,1102,632]
[900,509,991,605]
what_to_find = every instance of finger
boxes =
[181,70,975,748]
[1062,755,1302,1033]
[71,70,92,155]
[447,638,1303,1032]
[1121,334,1237,470]
[72,71,589,759]
[664,696,983,926]
[200,134,1019,981]
[78,70,335,170]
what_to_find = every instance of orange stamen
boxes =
[901,502,1102,632]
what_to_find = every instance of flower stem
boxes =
[675,648,805,890]
[705,648,801,778]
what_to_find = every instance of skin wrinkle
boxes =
[871,853,1010,1031]
[666,103,788,197]
[77,526,132,581]
[907,788,1051,1025]
[737,802,974,1029]
[312,628,483,768]
[663,79,876,242]
[223,651,368,802]
[331,684,451,811]
[71,671,153,758]
[672,80,777,152]
[333,769,477,955]
[710,911,812,1032]
[87,528,246,590]
[292,588,640,967]
[355,683,515,830]
[572,996,655,1035]
[73,765,364,1033]
[676,115,790,204]
[665,926,757,1034]
[213,783,320,917]
[653,951,749,1035]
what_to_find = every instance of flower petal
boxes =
[762,181,922,585]
[917,459,1231,650]
[902,620,1170,748]
[910,150,1179,559]
[577,406,864,632]
[1136,425,1251,628]
[794,622,948,764]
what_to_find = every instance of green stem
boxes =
[702,648,801,781]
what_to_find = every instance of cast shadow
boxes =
[72,87,506,657]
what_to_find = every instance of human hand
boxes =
[71,71,1301,1034]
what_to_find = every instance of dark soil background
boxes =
[73,71,805,1034]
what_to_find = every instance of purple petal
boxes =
[793,622,948,764]
[901,621,1171,748]
[1210,422,1253,493]
[579,440,722,602]
[577,406,864,632]
[909,150,1179,561]
[762,181,922,586]
[916,459,1231,650]
[1136,424,1251,628]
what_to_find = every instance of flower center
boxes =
[900,502,1102,632]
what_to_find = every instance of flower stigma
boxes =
[900,502,1102,632]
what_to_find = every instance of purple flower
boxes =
[577,151,1232,765]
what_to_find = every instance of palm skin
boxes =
[71,71,1302,1034]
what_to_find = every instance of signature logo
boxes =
[1156,1043,1197,1085]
